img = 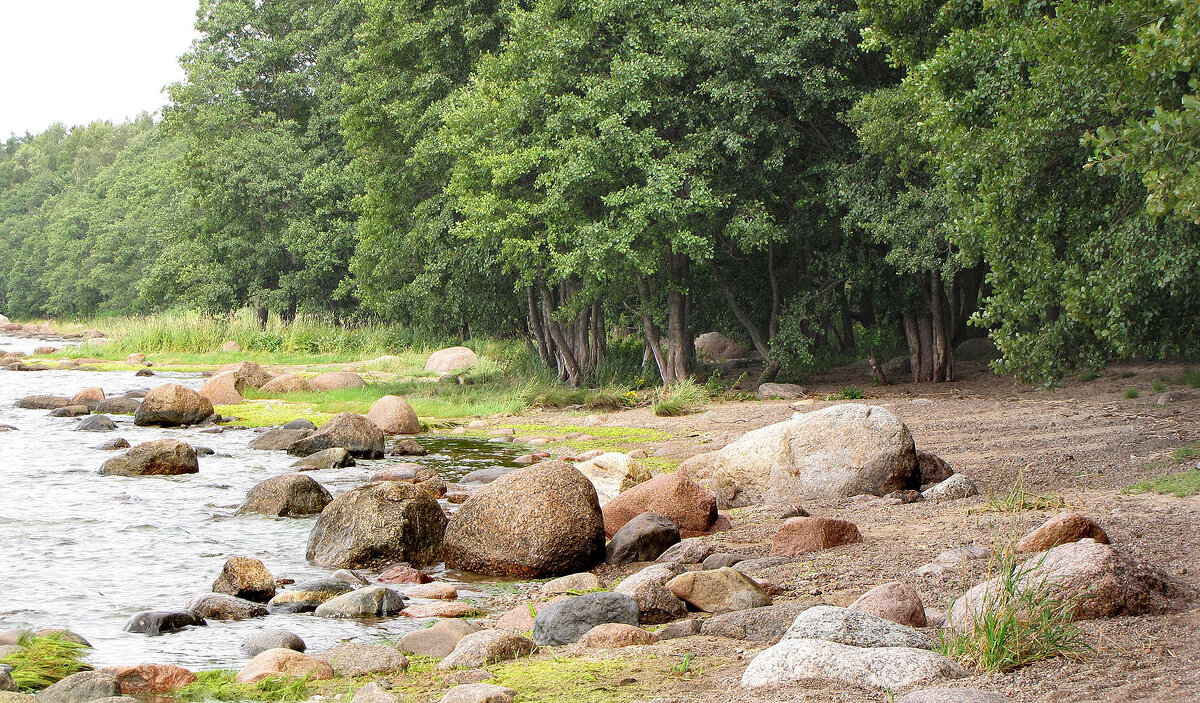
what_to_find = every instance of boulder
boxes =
[757,383,805,400]
[267,580,353,614]
[291,447,355,470]
[95,398,140,415]
[544,572,602,595]
[282,418,317,430]
[367,395,420,435]
[441,684,516,703]
[306,481,447,569]
[200,372,243,406]
[70,387,105,410]
[15,395,70,410]
[897,689,1014,703]
[922,474,978,501]
[234,649,333,684]
[75,415,115,432]
[606,512,681,564]
[601,474,718,538]
[1016,513,1109,553]
[133,383,214,427]
[287,412,385,459]
[400,601,476,618]
[657,537,718,564]
[123,610,205,635]
[236,474,332,517]
[99,439,198,477]
[212,556,275,602]
[578,623,658,648]
[377,563,432,584]
[694,332,746,361]
[613,563,688,625]
[248,428,312,451]
[740,638,966,691]
[260,374,312,393]
[783,606,932,650]
[916,450,954,485]
[711,404,918,508]
[217,361,273,389]
[443,461,605,578]
[425,346,478,373]
[848,582,926,627]
[699,601,821,642]
[532,592,640,646]
[437,631,536,670]
[315,643,408,677]
[102,665,196,695]
[219,341,241,352]
[35,671,119,703]
[770,517,863,556]
[573,452,652,505]
[392,438,428,456]
[314,585,406,618]
[666,567,770,613]
[457,467,514,485]
[310,371,366,391]
[240,631,305,657]
[950,539,1185,626]
[187,593,268,620]
[956,337,999,360]
[399,619,479,658]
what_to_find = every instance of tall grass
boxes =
[1,633,92,691]
[652,379,709,416]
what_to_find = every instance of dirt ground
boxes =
[487,359,1200,702]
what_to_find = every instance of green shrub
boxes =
[652,379,709,417]
[827,386,865,401]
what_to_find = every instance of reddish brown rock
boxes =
[916,450,953,485]
[377,563,432,584]
[103,665,196,694]
[601,474,718,538]
[261,374,312,393]
[234,649,333,684]
[200,372,243,406]
[405,582,458,600]
[217,361,273,389]
[848,581,927,627]
[770,517,863,556]
[1016,513,1109,553]
[578,623,659,648]
[367,395,420,435]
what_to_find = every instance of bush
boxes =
[652,378,709,417]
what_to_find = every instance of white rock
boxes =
[573,452,651,505]
[741,638,966,690]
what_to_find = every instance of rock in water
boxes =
[291,447,355,470]
[95,397,140,415]
[392,438,428,456]
[425,346,478,373]
[711,404,918,507]
[601,474,718,538]
[287,412,385,459]
[306,482,447,569]
[15,395,70,410]
[212,556,276,602]
[200,372,243,406]
[99,439,198,476]
[248,428,312,451]
[237,474,332,517]
[442,460,605,578]
[533,592,640,645]
[240,631,305,656]
[366,395,420,435]
[188,594,268,620]
[70,387,105,410]
[75,415,115,432]
[124,611,206,635]
[102,665,196,695]
[217,361,273,389]
[133,383,214,427]
[36,671,120,703]
[606,512,680,564]
[267,580,354,614]
[314,585,406,618]
[49,405,89,418]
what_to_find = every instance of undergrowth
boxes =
[652,379,709,417]
[0,633,92,691]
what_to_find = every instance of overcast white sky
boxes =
[0,1,199,138]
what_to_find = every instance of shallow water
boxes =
[0,334,523,669]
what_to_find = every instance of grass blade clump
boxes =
[652,379,708,417]
[1,633,92,691]
[176,671,313,702]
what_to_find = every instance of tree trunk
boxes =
[636,276,669,385]
[527,287,551,364]
[664,253,691,385]
[767,242,780,339]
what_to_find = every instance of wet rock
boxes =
[377,563,432,584]
[240,630,305,656]
[440,684,516,703]
[544,572,602,595]
[602,474,718,538]
[922,474,978,501]
[897,688,1014,703]
[351,683,399,703]
[606,512,681,564]
[578,623,658,648]
[399,619,480,657]
[666,567,770,613]
[187,594,268,620]
[437,631,536,670]
[234,650,333,684]
[457,467,513,485]
[49,405,89,418]
[316,642,408,677]
[1016,512,1109,553]
[573,452,652,505]
[102,665,196,695]
[35,671,120,703]
[367,395,420,435]
[757,383,805,400]
[212,556,276,602]
[32,630,89,647]
[200,372,243,406]
[443,461,605,578]
[75,415,115,432]
[248,428,311,451]
[401,601,477,618]
[700,601,821,642]
[712,404,918,508]
[314,585,406,618]
[236,474,332,517]
[123,611,205,635]
[613,563,688,625]
[99,439,198,477]
[217,361,273,389]
[848,582,926,627]
[70,388,105,410]
[260,375,312,393]
[657,619,702,640]
[95,438,131,451]
[656,538,717,564]
[425,347,478,373]
[741,638,966,691]
[770,517,862,556]
[332,569,371,586]
[15,395,70,410]
[785,606,932,649]
[291,447,355,470]
[916,450,953,485]
[288,412,385,459]
[267,579,353,614]
[134,369,154,377]
[306,481,447,569]
[310,371,367,391]
[95,398,139,415]
[392,438,428,456]
[533,592,640,645]
[133,383,214,427]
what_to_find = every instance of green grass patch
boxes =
[641,456,682,474]
[652,379,709,417]
[216,400,335,428]
[1152,379,1166,393]
[486,656,689,703]
[1125,470,1200,498]
[826,385,866,401]
[975,476,1066,513]
[1,633,92,691]
[1179,367,1200,388]
[1123,386,1140,399]
[176,671,317,702]
[1076,369,1101,382]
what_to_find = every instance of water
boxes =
[0,334,523,669]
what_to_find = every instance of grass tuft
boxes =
[827,386,865,401]
[652,379,709,417]
[975,473,1066,513]
[1,634,92,691]
[1179,367,1200,389]
[1123,386,1140,399]
[1126,469,1200,497]
[176,671,314,702]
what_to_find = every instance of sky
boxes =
[0,1,199,139]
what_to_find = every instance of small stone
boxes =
[922,474,978,501]
[897,688,1014,703]
[405,582,459,600]
[392,438,428,456]
[291,447,355,470]
[352,682,400,703]
[401,601,477,619]
[656,619,701,640]
[378,563,433,584]
[267,579,353,614]
[848,582,927,627]
[74,415,116,432]
[212,557,275,602]
[702,553,748,570]
[533,592,641,645]
[666,567,770,613]
[606,512,681,564]
[437,631,537,670]
[544,572,602,594]
[770,517,862,556]
[578,623,658,648]
[613,563,688,625]
[783,606,932,649]
[96,438,130,451]
[102,665,196,695]
[656,538,717,564]
[1016,513,1109,553]
[700,601,822,642]
[440,684,517,703]
[188,593,268,620]
[35,671,120,703]
[240,630,305,657]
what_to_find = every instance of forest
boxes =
[1,0,1198,387]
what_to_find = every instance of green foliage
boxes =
[1126,469,1200,497]
[176,671,313,702]
[1124,386,1141,399]
[1180,367,1200,388]
[827,386,865,400]
[1,634,92,691]
[652,379,709,417]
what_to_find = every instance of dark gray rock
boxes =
[239,630,305,657]
[282,418,317,431]
[248,428,312,451]
[307,482,446,569]
[291,447,355,470]
[187,593,268,621]
[313,585,406,618]
[15,395,70,410]
[606,512,680,565]
[95,398,140,415]
[287,412,384,459]
[95,438,130,451]
[49,405,89,418]
[123,610,205,635]
[656,619,701,640]
[237,474,332,517]
[74,415,115,432]
[700,601,823,642]
[532,592,640,645]
[99,440,198,477]
[35,671,119,703]
[702,553,749,570]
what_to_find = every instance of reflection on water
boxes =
[0,334,523,669]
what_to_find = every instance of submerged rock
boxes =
[123,611,205,635]
[313,585,406,618]
[99,439,198,477]
[237,474,332,517]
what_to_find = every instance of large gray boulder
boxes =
[306,482,447,569]
[236,474,332,517]
[98,440,198,477]
[313,586,406,618]
[711,404,918,507]
[133,384,214,427]
[533,592,640,646]
[287,412,385,459]
[741,638,967,691]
